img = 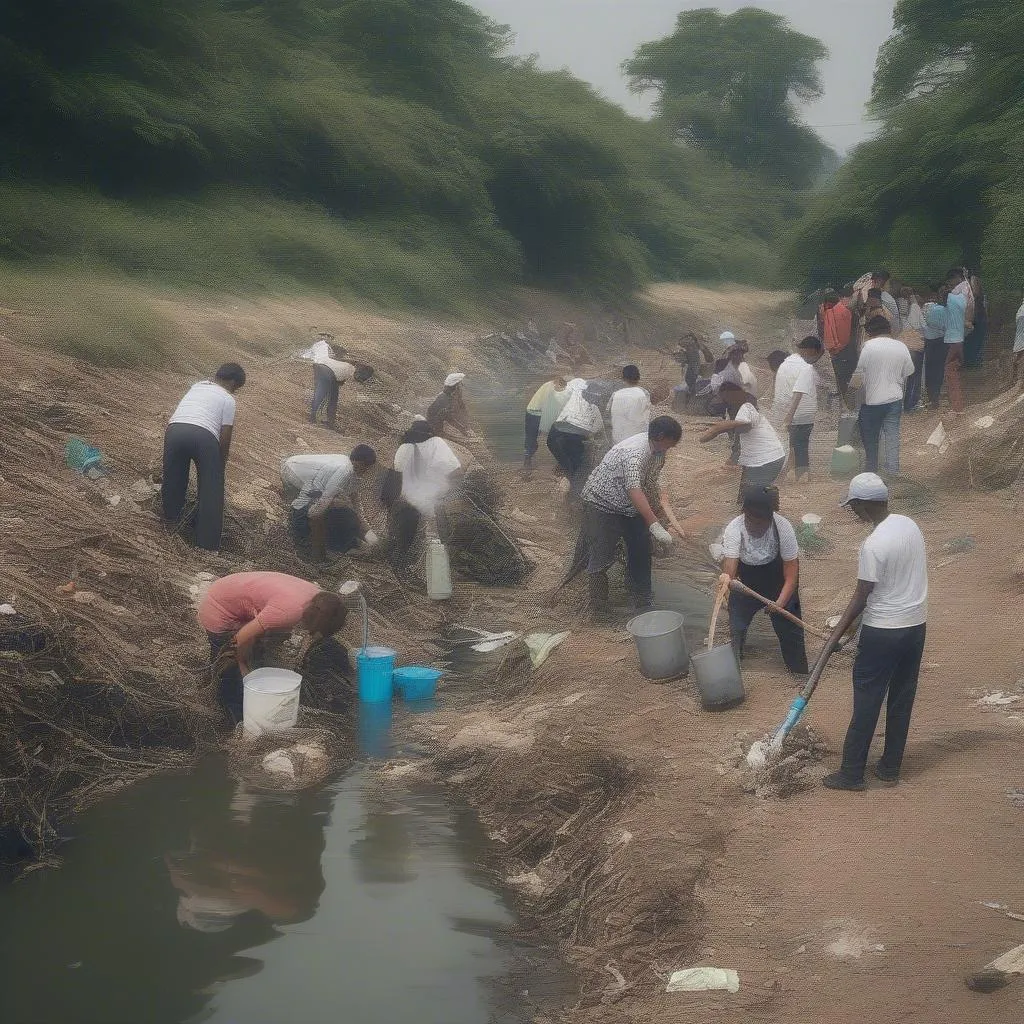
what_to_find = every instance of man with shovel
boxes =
[822,472,928,791]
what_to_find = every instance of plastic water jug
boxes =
[242,668,302,737]
[426,539,452,600]
[830,445,860,478]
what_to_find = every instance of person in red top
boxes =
[198,572,349,724]
[819,286,857,400]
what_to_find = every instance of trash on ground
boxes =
[469,630,520,653]
[65,438,103,472]
[0,604,16,615]
[261,750,297,778]
[927,423,947,448]
[666,967,740,994]
[976,692,1022,706]
[966,942,1024,993]
[943,535,976,554]
[973,415,996,429]
[524,631,570,669]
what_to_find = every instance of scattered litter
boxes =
[0,604,16,616]
[966,942,1024,993]
[65,438,103,472]
[1008,789,1024,808]
[57,582,76,595]
[666,967,740,994]
[106,494,122,508]
[469,630,520,653]
[976,692,1022,707]
[927,423,947,448]
[973,415,996,430]
[523,631,570,669]
[261,750,297,778]
[943,535,976,554]
[981,901,1009,911]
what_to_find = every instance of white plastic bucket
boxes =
[242,668,302,737]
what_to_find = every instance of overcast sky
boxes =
[469,0,897,154]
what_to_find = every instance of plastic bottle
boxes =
[426,539,452,600]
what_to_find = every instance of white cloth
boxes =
[281,454,358,513]
[906,301,925,334]
[737,361,759,399]
[609,386,652,444]
[302,339,332,362]
[320,358,355,383]
[169,382,236,441]
[394,436,461,515]
[734,403,786,467]
[854,337,914,406]
[772,354,817,426]
[858,514,928,628]
[444,372,466,388]
[555,383,604,436]
[722,513,799,566]
[539,384,571,432]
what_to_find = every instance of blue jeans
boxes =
[858,400,902,476]
[839,624,926,782]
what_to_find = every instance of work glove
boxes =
[362,530,380,548]
[649,522,673,547]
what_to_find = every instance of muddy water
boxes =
[0,751,564,1024]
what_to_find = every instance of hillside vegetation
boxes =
[787,0,1024,304]
[0,0,804,310]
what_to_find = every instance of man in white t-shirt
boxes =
[609,364,652,444]
[823,473,928,792]
[769,337,825,483]
[280,448,379,562]
[162,363,246,552]
[853,316,914,477]
[304,334,374,429]
[700,382,787,502]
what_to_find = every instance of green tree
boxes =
[623,7,832,187]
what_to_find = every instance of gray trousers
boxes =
[162,423,224,551]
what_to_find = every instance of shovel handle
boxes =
[727,578,831,641]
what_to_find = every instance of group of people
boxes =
[157,313,932,794]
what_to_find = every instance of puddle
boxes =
[0,751,566,1024]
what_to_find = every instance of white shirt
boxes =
[555,388,604,436]
[772,354,817,426]
[854,337,914,406]
[320,358,355,383]
[858,514,928,628]
[609,386,651,444]
[169,382,236,441]
[737,361,759,399]
[394,436,461,515]
[303,340,332,362]
[539,385,571,433]
[280,454,358,513]
[722,513,799,566]
[734,403,786,467]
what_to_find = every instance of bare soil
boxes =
[1,284,1022,1022]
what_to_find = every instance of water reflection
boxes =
[350,787,416,885]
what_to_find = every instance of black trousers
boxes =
[311,364,340,425]
[524,412,542,458]
[904,349,924,411]
[788,423,813,473]
[162,423,225,552]
[839,623,926,781]
[583,503,652,607]
[547,425,587,483]
[830,343,858,398]
[729,558,808,674]
[388,498,422,568]
[923,337,947,407]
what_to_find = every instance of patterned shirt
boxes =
[581,433,664,516]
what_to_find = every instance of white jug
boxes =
[426,538,452,600]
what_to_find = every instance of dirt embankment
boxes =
[2,283,1023,1024]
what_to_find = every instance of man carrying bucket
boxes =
[578,415,683,618]
[822,473,928,791]
[197,572,350,724]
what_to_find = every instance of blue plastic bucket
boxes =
[356,646,397,703]
[393,666,442,701]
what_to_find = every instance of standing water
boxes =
[0,752,564,1024]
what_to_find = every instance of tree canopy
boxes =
[623,7,832,188]
[0,0,801,304]
[787,0,1024,296]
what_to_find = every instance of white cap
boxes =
[841,472,888,505]
[444,372,466,388]
[412,414,426,422]
[719,330,736,345]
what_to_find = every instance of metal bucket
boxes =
[626,610,689,680]
[690,643,745,710]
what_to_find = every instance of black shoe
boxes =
[822,771,866,792]
[872,763,900,784]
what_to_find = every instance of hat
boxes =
[718,331,736,348]
[841,472,889,505]
[444,372,466,388]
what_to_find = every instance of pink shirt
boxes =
[198,572,320,635]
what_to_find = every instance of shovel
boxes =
[726,578,836,642]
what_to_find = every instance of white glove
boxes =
[650,522,673,546]
[362,530,380,548]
